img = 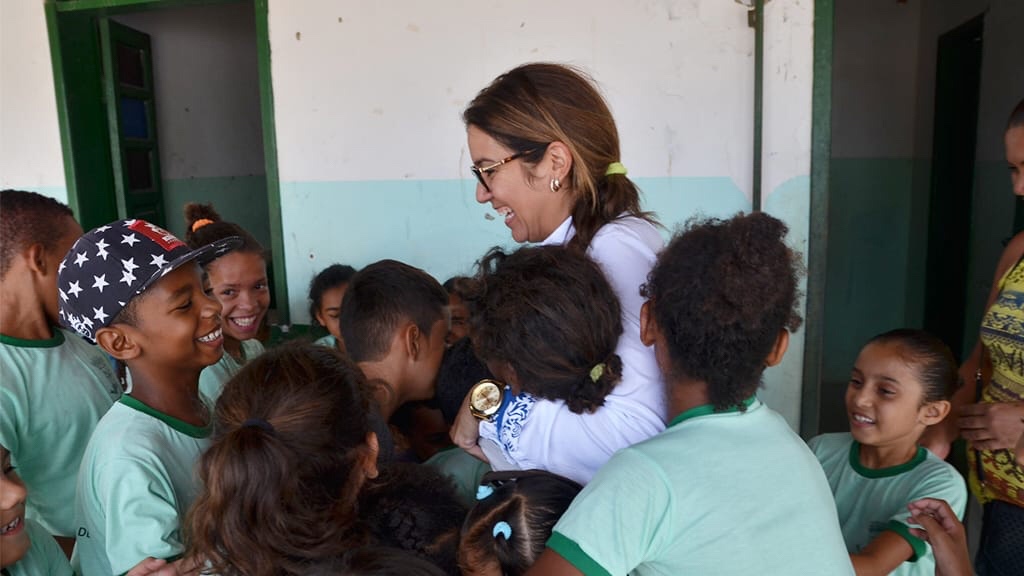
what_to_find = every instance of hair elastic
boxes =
[191,218,215,232]
[492,521,512,540]
[241,418,275,434]
[605,162,627,177]
[589,363,606,383]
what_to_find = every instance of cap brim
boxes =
[137,236,243,294]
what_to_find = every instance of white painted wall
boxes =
[269,0,756,186]
[762,0,814,428]
[0,0,67,201]
[113,2,265,179]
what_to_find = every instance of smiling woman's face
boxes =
[468,125,570,243]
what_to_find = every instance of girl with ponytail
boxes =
[453,245,626,484]
[184,202,269,402]
[184,343,379,576]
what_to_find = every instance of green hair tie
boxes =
[604,162,628,177]
[589,363,606,383]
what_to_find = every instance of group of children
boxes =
[1,187,970,575]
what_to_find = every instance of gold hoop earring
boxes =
[550,178,561,193]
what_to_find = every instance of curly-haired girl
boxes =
[530,212,853,575]
[454,245,625,483]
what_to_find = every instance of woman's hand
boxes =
[958,401,1024,451]
[1016,427,1024,467]
[450,391,488,462]
[906,498,971,576]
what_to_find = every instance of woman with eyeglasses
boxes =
[451,63,666,484]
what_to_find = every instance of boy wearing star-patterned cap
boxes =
[0,190,122,556]
[58,219,239,575]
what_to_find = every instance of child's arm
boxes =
[848,531,914,576]
[527,550,587,576]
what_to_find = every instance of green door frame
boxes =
[44,0,289,325]
[799,0,833,438]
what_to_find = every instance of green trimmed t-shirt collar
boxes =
[668,396,759,428]
[848,440,927,478]
[0,327,65,348]
[119,394,212,439]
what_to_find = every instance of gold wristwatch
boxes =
[469,379,506,421]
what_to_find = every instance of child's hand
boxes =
[958,401,1024,451]
[906,498,970,576]
[450,391,488,462]
[126,558,176,576]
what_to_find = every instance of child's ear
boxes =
[362,432,380,479]
[23,243,49,275]
[96,325,141,361]
[764,330,790,368]
[920,399,952,426]
[402,322,421,360]
[640,301,658,347]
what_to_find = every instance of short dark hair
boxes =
[642,212,803,411]
[463,246,622,414]
[358,462,467,575]
[435,337,494,425]
[443,276,472,299]
[0,189,76,278]
[307,547,446,576]
[1008,98,1024,130]
[865,329,960,403]
[340,260,447,363]
[461,470,582,576]
[308,264,358,326]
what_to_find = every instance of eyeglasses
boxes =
[470,148,539,192]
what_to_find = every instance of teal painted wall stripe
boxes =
[279,176,752,329]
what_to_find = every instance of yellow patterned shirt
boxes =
[973,258,1024,506]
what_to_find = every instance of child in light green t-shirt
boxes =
[0,444,72,575]
[185,203,270,402]
[809,329,966,576]
[307,263,358,354]
[0,190,120,556]
[531,213,854,576]
[58,218,240,576]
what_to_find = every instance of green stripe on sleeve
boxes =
[547,531,614,576]
[885,520,927,562]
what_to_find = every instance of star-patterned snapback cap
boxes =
[57,219,241,343]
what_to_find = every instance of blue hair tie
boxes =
[476,485,495,500]
[493,521,512,540]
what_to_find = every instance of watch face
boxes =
[471,380,503,416]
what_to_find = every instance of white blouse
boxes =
[478,214,668,484]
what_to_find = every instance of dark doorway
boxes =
[922,14,984,361]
